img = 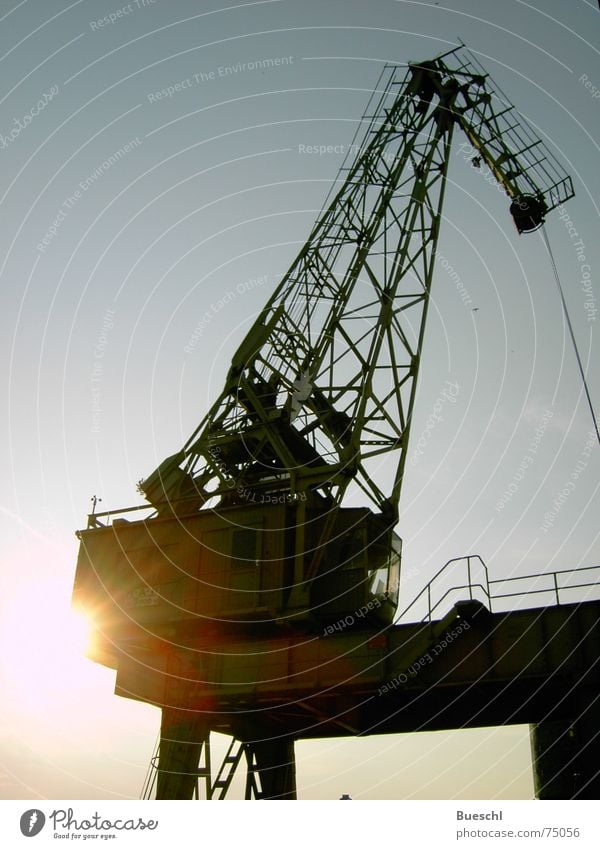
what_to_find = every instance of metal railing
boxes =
[397,556,600,624]
[489,564,600,609]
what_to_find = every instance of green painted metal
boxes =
[138,46,573,529]
[74,45,580,800]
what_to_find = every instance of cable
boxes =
[541,224,600,449]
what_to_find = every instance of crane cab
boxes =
[73,501,400,666]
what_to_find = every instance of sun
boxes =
[68,605,95,657]
[1,569,102,720]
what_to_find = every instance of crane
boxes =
[73,44,575,798]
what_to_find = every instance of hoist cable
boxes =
[541,224,600,449]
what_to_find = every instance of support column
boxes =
[245,739,297,800]
[530,721,578,799]
[531,701,600,799]
[571,693,600,799]
[156,708,208,799]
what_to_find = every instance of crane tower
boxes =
[73,45,576,799]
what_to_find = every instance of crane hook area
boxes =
[510,193,547,233]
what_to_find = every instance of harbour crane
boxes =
[73,44,575,799]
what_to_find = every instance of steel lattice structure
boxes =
[74,45,579,800]
[140,45,573,525]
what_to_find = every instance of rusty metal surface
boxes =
[107,600,600,741]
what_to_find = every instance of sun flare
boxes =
[69,606,95,657]
[1,571,102,719]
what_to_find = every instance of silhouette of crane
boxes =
[73,45,590,800]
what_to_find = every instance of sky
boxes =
[0,0,599,801]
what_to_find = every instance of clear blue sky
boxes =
[0,0,598,800]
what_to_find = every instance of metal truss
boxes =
[140,45,573,524]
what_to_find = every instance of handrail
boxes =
[398,556,600,624]
[489,563,600,583]
[492,581,600,603]
[85,501,158,529]
[428,583,490,621]
[140,736,160,800]
[490,565,600,607]
[397,555,490,623]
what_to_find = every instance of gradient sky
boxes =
[0,0,599,800]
